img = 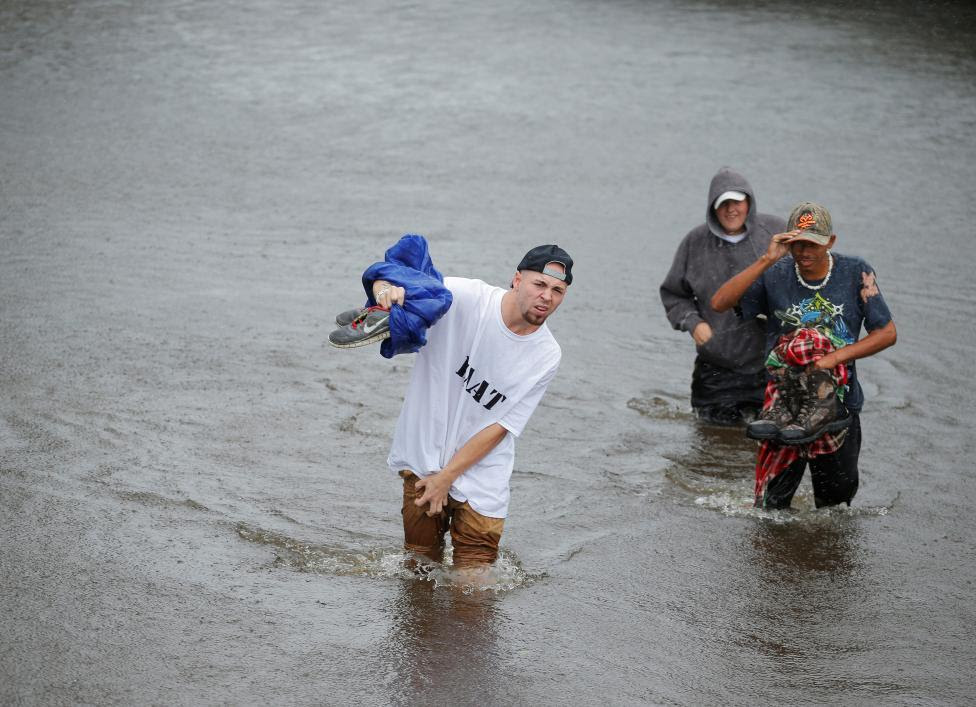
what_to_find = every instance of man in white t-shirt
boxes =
[369,244,572,568]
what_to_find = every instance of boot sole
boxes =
[328,330,391,348]
[776,416,852,446]
[745,427,780,441]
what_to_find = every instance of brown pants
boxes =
[399,471,504,567]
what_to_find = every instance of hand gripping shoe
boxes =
[777,368,852,445]
[746,368,799,441]
[328,306,391,348]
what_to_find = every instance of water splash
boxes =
[694,491,895,522]
[626,395,694,421]
[235,522,540,592]
[414,550,539,594]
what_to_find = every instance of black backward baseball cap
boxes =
[517,244,574,285]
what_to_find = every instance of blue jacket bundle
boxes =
[361,234,453,358]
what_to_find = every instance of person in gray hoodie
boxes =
[659,167,786,425]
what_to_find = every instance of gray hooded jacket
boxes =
[659,167,787,374]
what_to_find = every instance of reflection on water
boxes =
[744,516,861,659]
[749,513,862,576]
[729,515,911,698]
[379,580,501,702]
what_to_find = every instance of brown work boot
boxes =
[777,368,851,445]
[746,368,799,441]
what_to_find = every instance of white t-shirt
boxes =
[387,277,561,518]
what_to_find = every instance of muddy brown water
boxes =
[2,0,975,704]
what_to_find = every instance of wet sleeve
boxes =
[857,261,893,332]
[738,275,767,321]
[498,363,558,438]
[659,234,703,332]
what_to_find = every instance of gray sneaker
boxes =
[335,307,366,327]
[329,306,391,348]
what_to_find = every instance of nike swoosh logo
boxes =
[362,317,388,335]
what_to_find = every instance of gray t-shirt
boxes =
[739,252,893,412]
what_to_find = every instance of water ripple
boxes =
[235,522,541,593]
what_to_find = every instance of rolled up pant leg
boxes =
[399,471,504,567]
[400,471,449,562]
[447,498,504,568]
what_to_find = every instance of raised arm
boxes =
[711,232,795,312]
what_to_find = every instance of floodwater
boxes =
[2,0,975,704]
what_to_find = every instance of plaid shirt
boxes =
[755,328,849,506]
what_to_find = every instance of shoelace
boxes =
[351,305,389,329]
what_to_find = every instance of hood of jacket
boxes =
[705,167,758,239]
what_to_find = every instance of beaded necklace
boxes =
[795,251,833,290]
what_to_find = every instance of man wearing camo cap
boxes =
[711,202,897,509]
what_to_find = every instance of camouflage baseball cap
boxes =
[786,201,833,245]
